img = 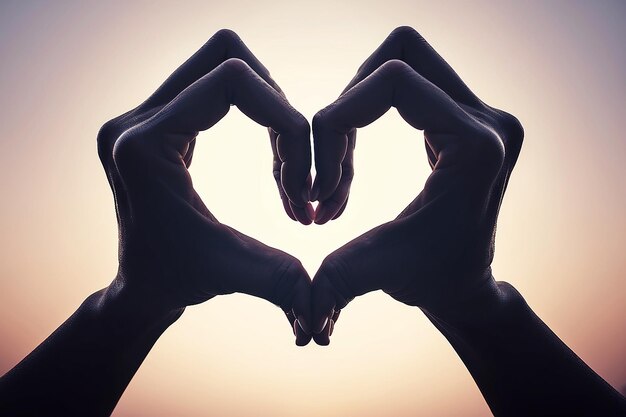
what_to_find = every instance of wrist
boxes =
[424,280,528,333]
[90,279,184,339]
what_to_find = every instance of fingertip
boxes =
[314,203,330,225]
[291,202,313,225]
[301,187,310,204]
[311,278,337,336]
[295,322,312,346]
[311,182,320,202]
[296,317,311,335]
[295,335,312,347]
[312,320,332,346]
[283,202,297,221]
[314,317,329,335]
[313,335,330,346]
[305,203,315,223]
[331,198,349,221]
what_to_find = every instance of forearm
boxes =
[0,284,182,417]
[424,281,626,417]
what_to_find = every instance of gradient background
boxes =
[1,1,624,416]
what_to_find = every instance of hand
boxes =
[309,26,524,344]
[97,29,313,344]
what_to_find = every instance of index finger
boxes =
[342,26,480,106]
[312,59,505,224]
[136,58,313,223]
[142,29,285,109]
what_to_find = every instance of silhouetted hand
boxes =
[310,26,524,344]
[98,29,313,343]
[0,30,319,417]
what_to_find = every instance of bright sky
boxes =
[0,1,625,416]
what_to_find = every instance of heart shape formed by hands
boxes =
[97,26,523,348]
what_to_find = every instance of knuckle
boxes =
[213,28,240,44]
[274,113,309,141]
[389,25,421,42]
[468,126,505,175]
[288,114,311,138]
[312,109,328,128]
[312,108,334,134]
[111,126,148,172]
[316,255,354,304]
[341,163,355,180]
[497,110,525,152]
[378,59,413,83]
[318,254,341,277]
[220,57,252,78]
[96,118,124,164]
[272,257,307,307]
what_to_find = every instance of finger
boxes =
[142,29,285,109]
[311,308,340,345]
[224,245,313,336]
[312,60,497,218]
[482,112,524,232]
[137,59,312,215]
[312,128,355,223]
[331,309,340,334]
[97,117,135,228]
[331,196,349,220]
[294,315,313,347]
[313,25,483,222]
[424,138,437,169]
[183,138,197,168]
[217,227,312,332]
[341,26,480,106]
[311,277,337,341]
[311,256,360,346]
[286,309,312,346]
[332,129,356,224]
[166,57,311,221]
[277,132,314,224]
[285,269,313,347]
[271,128,297,221]
[139,29,304,222]
[314,173,352,225]
[289,174,314,225]
[273,127,313,224]
[312,318,332,346]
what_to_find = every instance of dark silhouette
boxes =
[0,27,624,417]
[0,29,313,416]
[308,26,626,416]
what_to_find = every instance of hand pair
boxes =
[98,27,523,347]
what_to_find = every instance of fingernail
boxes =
[329,319,335,336]
[316,317,328,334]
[297,317,310,334]
[296,316,311,334]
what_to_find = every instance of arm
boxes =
[0,29,313,417]
[309,26,626,416]
[0,288,182,416]
[425,281,626,417]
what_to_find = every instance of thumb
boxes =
[217,228,313,344]
[310,259,355,346]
